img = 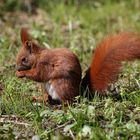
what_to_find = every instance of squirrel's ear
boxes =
[25,41,40,53]
[20,28,30,43]
[25,41,32,53]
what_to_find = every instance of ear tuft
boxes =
[26,41,32,48]
[20,27,30,43]
[25,41,32,53]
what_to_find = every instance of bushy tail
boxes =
[82,32,140,92]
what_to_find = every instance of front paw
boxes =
[16,71,25,78]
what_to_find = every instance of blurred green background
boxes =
[1,0,140,68]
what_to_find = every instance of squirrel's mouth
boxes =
[16,65,31,71]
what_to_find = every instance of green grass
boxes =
[0,0,140,139]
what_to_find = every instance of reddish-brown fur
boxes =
[16,28,140,103]
[85,32,140,92]
[16,28,81,103]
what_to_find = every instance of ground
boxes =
[0,0,140,139]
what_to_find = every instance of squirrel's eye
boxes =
[21,57,26,62]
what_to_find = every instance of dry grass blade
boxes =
[0,115,30,128]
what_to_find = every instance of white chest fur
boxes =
[45,81,60,100]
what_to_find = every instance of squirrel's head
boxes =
[16,28,39,71]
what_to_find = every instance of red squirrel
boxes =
[16,28,140,104]
[16,28,82,104]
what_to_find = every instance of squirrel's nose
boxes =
[16,65,31,71]
[16,65,22,71]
